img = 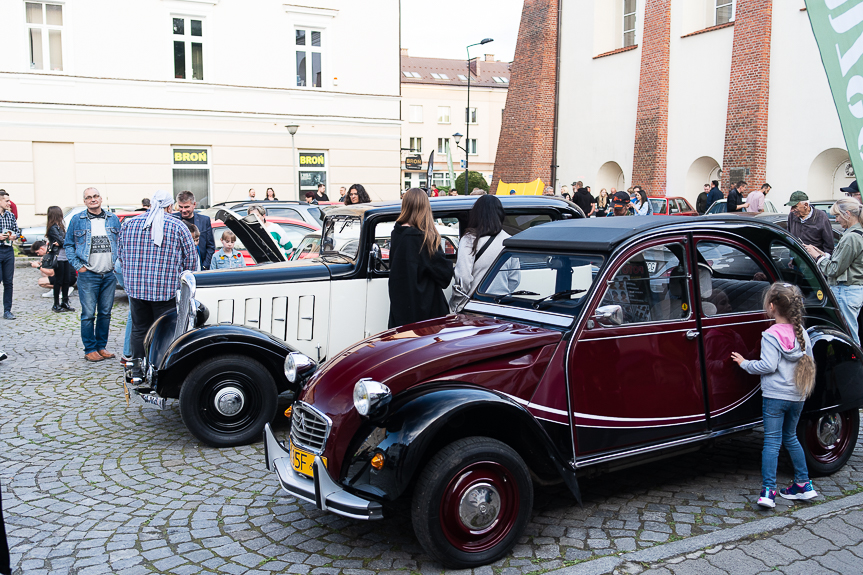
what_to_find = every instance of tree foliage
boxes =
[452,171,490,195]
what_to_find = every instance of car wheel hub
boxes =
[214,387,245,417]
[458,482,501,530]
[817,414,842,448]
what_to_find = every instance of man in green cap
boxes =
[786,191,834,253]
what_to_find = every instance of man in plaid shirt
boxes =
[0,191,19,320]
[119,190,198,362]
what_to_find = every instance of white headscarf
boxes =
[143,190,175,247]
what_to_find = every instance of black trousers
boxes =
[0,247,13,313]
[129,297,175,359]
[52,260,74,305]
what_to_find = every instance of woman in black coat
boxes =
[45,206,74,312]
[388,188,453,328]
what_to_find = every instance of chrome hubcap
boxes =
[817,414,843,448]
[214,387,245,416]
[458,482,501,530]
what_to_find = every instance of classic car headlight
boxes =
[353,378,391,417]
[284,352,316,384]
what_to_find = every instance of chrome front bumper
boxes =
[263,423,383,521]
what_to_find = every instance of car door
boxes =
[570,238,708,456]
[694,237,774,430]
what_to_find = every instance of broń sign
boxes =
[405,155,422,171]
[299,152,325,167]
[806,0,863,178]
[173,149,208,164]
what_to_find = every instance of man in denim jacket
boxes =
[65,188,121,362]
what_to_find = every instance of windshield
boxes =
[321,216,362,259]
[473,252,605,316]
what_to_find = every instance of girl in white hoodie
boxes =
[731,283,817,508]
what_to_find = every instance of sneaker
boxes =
[779,481,818,500]
[757,487,776,508]
[41,290,53,298]
[3,312,14,320]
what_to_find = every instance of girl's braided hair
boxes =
[762,283,815,398]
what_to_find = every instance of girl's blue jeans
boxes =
[762,398,809,490]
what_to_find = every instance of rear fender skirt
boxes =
[344,386,581,504]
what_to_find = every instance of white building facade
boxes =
[1,0,401,226]
[551,0,853,207]
[400,52,509,192]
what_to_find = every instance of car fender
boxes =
[154,324,296,398]
[806,326,863,415]
[342,385,581,504]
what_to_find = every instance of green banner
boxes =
[806,0,863,179]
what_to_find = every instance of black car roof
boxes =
[323,195,584,219]
[504,214,789,252]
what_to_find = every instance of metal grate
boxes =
[290,402,331,454]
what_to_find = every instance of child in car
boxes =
[211,230,245,270]
[731,283,817,508]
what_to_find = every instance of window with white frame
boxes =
[409,137,422,153]
[465,107,477,124]
[715,0,735,25]
[432,172,451,187]
[409,105,423,123]
[25,2,63,71]
[172,16,204,80]
[437,138,450,154]
[468,139,477,155]
[437,106,451,124]
[623,0,636,48]
[296,29,323,87]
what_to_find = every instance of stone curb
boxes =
[545,491,863,575]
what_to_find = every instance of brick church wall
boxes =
[491,0,558,191]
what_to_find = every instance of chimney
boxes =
[484,54,495,61]
[400,48,408,57]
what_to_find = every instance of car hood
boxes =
[216,208,286,263]
[302,314,563,415]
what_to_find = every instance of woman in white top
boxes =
[450,195,518,312]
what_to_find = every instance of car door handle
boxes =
[685,329,699,340]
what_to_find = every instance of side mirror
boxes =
[594,305,623,327]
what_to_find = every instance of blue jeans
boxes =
[77,270,117,353]
[762,398,809,490]
[832,284,863,345]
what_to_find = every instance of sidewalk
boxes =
[549,491,863,575]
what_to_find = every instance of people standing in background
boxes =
[841,180,861,203]
[596,189,610,217]
[388,188,453,328]
[706,180,723,210]
[542,186,555,196]
[0,191,18,320]
[449,189,459,196]
[265,188,278,201]
[573,186,596,217]
[786,191,834,254]
[64,188,120,361]
[635,189,653,216]
[46,206,74,313]
[607,191,634,217]
[696,183,710,214]
[559,184,571,201]
[304,191,319,205]
[727,181,749,212]
[141,198,151,210]
[344,184,371,205]
[172,191,214,270]
[338,186,347,202]
[747,183,770,213]
[247,188,256,200]
[314,184,329,202]
[0,190,18,220]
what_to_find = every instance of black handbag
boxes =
[41,248,57,270]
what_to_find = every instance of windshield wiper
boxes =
[531,289,586,309]
[493,290,539,304]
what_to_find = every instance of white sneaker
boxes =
[41,290,53,298]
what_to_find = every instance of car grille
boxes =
[290,402,331,454]
[173,278,193,341]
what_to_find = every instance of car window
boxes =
[770,240,824,305]
[711,201,728,214]
[649,199,667,214]
[370,218,459,273]
[264,207,303,220]
[475,251,604,317]
[321,216,362,259]
[502,214,552,236]
[668,201,679,214]
[764,201,777,214]
[291,235,321,260]
[306,207,323,225]
[598,243,690,324]
[677,199,692,213]
[697,241,770,316]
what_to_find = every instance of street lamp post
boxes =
[286,124,299,201]
[463,38,493,196]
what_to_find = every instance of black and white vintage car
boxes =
[127,197,584,446]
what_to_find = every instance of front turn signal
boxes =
[371,453,385,470]
[284,406,292,418]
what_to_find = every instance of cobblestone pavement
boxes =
[1,260,862,575]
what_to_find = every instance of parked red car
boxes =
[648,196,698,216]
[264,215,863,567]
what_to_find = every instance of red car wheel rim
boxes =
[438,461,519,553]
[805,411,853,464]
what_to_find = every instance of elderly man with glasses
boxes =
[65,188,121,362]
[786,190,834,255]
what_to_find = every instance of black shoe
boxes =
[52,304,63,312]
[0,351,7,362]
[60,302,75,312]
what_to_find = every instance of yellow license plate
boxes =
[290,441,326,477]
